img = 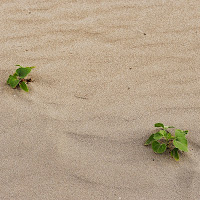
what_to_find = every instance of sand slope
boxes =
[0,0,200,199]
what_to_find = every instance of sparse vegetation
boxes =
[145,123,188,161]
[7,65,35,92]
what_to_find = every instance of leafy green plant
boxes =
[145,123,188,161]
[7,65,35,92]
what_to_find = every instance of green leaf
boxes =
[7,75,20,88]
[16,67,32,78]
[13,72,18,77]
[152,141,167,153]
[171,148,179,161]
[173,137,188,152]
[154,123,164,128]
[7,75,11,84]
[144,134,155,145]
[19,81,29,92]
[153,132,163,140]
[175,129,187,138]
[164,126,175,129]
[166,132,172,140]
[159,130,167,137]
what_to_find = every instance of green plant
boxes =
[7,65,35,92]
[145,123,188,161]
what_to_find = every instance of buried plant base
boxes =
[145,123,188,161]
[7,65,35,92]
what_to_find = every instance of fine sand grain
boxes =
[0,0,200,199]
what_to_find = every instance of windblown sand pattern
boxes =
[0,0,200,199]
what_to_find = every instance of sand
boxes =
[0,0,200,199]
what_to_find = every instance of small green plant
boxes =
[7,65,35,92]
[145,123,188,161]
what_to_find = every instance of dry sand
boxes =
[0,0,200,199]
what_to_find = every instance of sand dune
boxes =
[1,0,200,199]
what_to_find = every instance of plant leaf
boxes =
[159,130,167,137]
[152,141,167,153]
[164,126,175,129]
[171,148,179,161]
[13,72,18,77]
[175,129,187,138]
[144,134,155,145]
[154,123,164,128]
[153,132,163,140]
[16,67,32,78]
[19,81,29,92]
[166,133,172,140]
[7,75,20,88]
[173,137,188,152]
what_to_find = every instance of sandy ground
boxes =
[1,0,200,199]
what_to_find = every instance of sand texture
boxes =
[1,0,200,199]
